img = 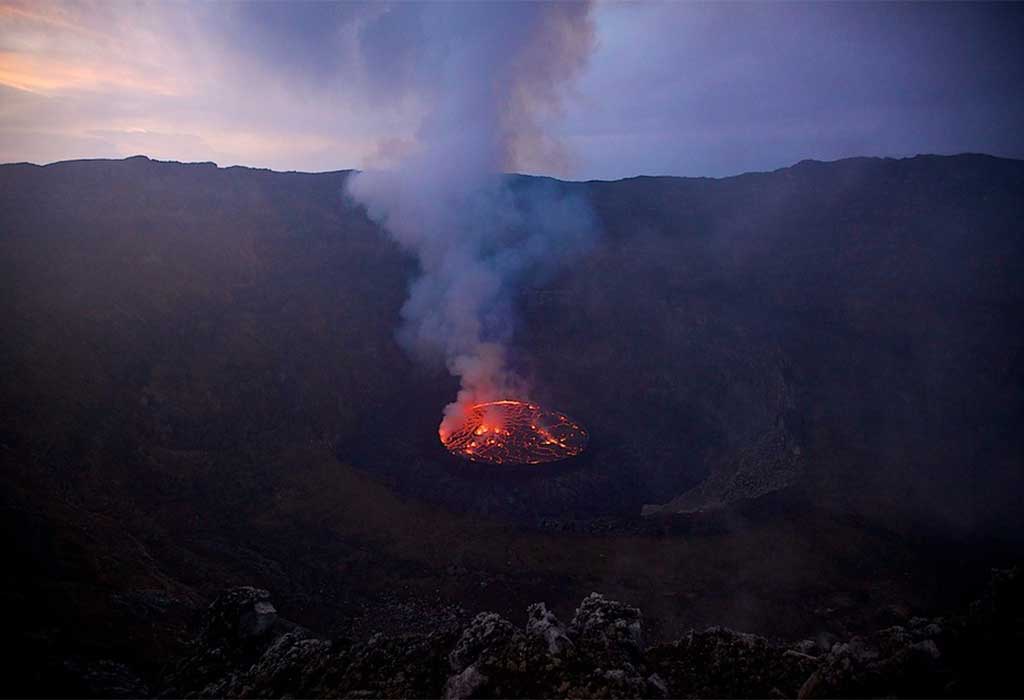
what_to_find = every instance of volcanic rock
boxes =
[647,627,817,698]
[569,593,645,660]
[526,602,573,656]
[159,568,1024,698]
[448,612,518,673]
[60,658,151,699]
[201,587,285,649]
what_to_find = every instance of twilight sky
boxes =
[1,0,1022,180]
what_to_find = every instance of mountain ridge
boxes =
[3,151,1019,183]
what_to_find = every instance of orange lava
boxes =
[441,399,588,465]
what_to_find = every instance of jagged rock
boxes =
[570,593,644,660]
[160,587,308,697]
[449,612,518,672]
[436,594,655,698]
[201,587,282,650]
[526,603,573,656]
[61,658,151,698]
[161,569,1024,699]
[213,632,331,698]
[443,616,553,698]
[328,630,456,698]
[552,594,650,698]
[797,622,948,698]
[649,627,817,698]
[444,665,489,699]
[646,672,668,697]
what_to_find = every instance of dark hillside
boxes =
[1,154,1021,695]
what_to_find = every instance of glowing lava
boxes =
[440,399,588,465]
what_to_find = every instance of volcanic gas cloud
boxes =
[346,3,596,461]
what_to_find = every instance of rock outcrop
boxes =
[161,567,1023,698]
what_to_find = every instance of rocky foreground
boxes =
[141,568,1023,698]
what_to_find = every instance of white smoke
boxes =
[346,2,597,438]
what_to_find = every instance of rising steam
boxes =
[346,3,597,438]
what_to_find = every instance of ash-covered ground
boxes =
[1,154,1022,696]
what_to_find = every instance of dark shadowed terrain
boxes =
[1,154,1022,696]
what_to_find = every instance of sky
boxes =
[1,0,1022,180]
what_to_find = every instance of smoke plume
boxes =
[346,2,597,439]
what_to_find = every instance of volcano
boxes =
[440,400,588,465]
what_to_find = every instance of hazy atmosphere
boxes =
[2,2,1023,698]
[2,1,1023,178]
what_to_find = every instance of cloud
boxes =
[0,0,1021,177]
[0,0,402,170]
[564,1,1024,178]
[345,2,598,438]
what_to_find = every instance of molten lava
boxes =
[440,399,588,465]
